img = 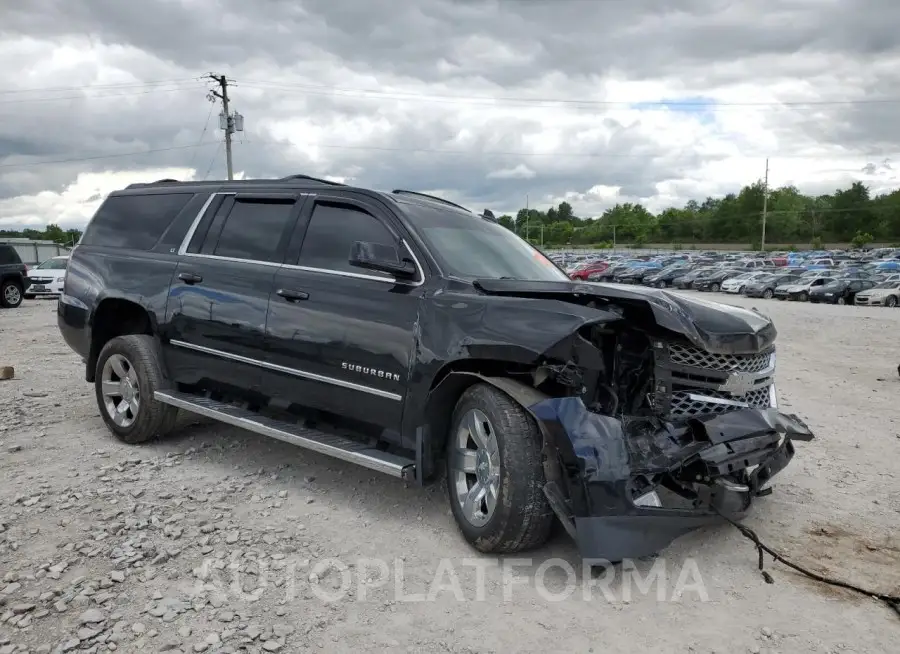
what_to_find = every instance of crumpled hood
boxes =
[473,278,776,354]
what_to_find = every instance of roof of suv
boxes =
[121,175,487,220]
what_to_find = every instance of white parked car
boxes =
[720,271,769,294]
[854,281,900,308]
[24,255,69,299]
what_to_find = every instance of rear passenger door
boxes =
[263,194,425,443]
[163,192,306,392]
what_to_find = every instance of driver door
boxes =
[262,193,427,444]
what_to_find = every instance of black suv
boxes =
[0,244,27,308]
[58,175,813,561]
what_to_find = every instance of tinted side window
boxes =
[299,204,395,277]
[80,193,192,250]
[0,245,21,265]
[212,199,296,263]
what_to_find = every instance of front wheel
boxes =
[95,335,178,444]
[711,283,721,292]
[886,295,898,308]
[798,291,808,302]
[1,280,23,308]
[837,296,846,305]
[446,383,554,554]
[763,289,774,299]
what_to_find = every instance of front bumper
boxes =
[529,397,812,562]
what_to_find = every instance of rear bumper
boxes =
[529,397,812,561]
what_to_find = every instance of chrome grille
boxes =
[668,342,773,373]
[669,388,772,419]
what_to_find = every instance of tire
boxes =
[837,296,845,305]
[763,289,774,299]
[711,283,721,293]
[1,280,23,308]
[798,291,808,302]
[446,383,554,554]
[94,334,179,444]
[886,296,898,308]
[738,286,745,295]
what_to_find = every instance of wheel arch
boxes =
[415,364,552,485]
[87,296,158,382]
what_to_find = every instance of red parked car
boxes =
[569,260,609,280]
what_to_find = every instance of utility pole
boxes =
[525,194,529,242]
[207,74,243,180]
[760,158,769,251]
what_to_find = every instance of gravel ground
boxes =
[0,294,898,654]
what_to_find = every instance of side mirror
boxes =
[349,241,417,278]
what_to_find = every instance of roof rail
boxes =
[391,190,472,213]
[279,174,346,186]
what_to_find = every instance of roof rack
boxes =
[279,174,346,186]
[391,190,472,213]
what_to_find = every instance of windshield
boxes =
[407,203,569,281]
[874,282,900,290]
[37,257,68,270]
[752,274,776,282]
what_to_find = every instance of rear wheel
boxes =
[446,383,554,554]
[837,296,845,305]
[711,282,721,292]
[94,335,178,444]
[798,291,809,302]
[1,280,23,308]
[763,289,774,299]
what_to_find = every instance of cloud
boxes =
[1,0,899,232]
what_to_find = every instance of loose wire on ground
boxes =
[715,508,900,620]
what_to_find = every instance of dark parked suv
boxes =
[0,244,27,308]
[58,175,813,561]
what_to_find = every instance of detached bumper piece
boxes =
[530,397,814,562]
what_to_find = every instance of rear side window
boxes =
[80,193,192,250]
[298,204,395,277]
[211,198,297,263]
[0,245,22,265]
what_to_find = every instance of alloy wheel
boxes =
[450,408,501,528]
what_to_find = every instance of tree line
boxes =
[496,181,900,249]
[0,224,82,246]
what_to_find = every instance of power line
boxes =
[0,83,207,105]
[202,142,223,181]
[0,143,217,169]
[1,137,897,171]
[186,103,217,172]
[238,79,900,110]
[0,78,203,95]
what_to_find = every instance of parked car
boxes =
[720,271,769,295]
[742,273,803,299]
[643,265,692,288]
[23,255,69,299]
[672,267,716,289]
[0,244,27,308]
[854,281,900,307]
[568,259,609,280]
[808,279,876,305]
[56,175,813,562]
[774,276,835,301]
[693,268,742,292]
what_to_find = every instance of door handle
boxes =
[277,288,309,302]
[178,272,203,284]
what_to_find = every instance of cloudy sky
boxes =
[2,0,899,232]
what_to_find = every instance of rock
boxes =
[224,531,240,545]
[192,643,209,653]
[0,366,13,381]
[217,610,234,622]
[110,571,125,583]
[159,642,182,652]
[11,603,35,614]
[62,639,80,652]
[78,627,100,640]
[133,623,147,635]
[78,608,105,624]
[53,600,68,613]
[178,627,192,639]
[262,641,283,652]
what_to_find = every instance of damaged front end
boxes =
[473,279,816,560]
[533,398,813,561]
